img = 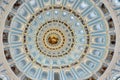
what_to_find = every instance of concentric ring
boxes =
[2,0,117,80]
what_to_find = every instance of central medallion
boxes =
[43,28,65,50]
[48,33,59,45]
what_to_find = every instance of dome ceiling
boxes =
[0,0,120,80]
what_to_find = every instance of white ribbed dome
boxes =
[0,0,120,80]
